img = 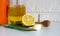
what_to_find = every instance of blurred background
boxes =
[10,0,60,22]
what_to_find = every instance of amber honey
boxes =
[8,5,26,24]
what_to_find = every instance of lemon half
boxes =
[22,15,35,26]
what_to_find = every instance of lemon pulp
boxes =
[22,15,35,26]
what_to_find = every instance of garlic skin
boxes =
[34,24,41,31]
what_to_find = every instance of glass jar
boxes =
[8,0,26,24]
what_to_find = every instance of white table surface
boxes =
[0,21,60,36]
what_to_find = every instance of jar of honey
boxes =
[8,0,26,24]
